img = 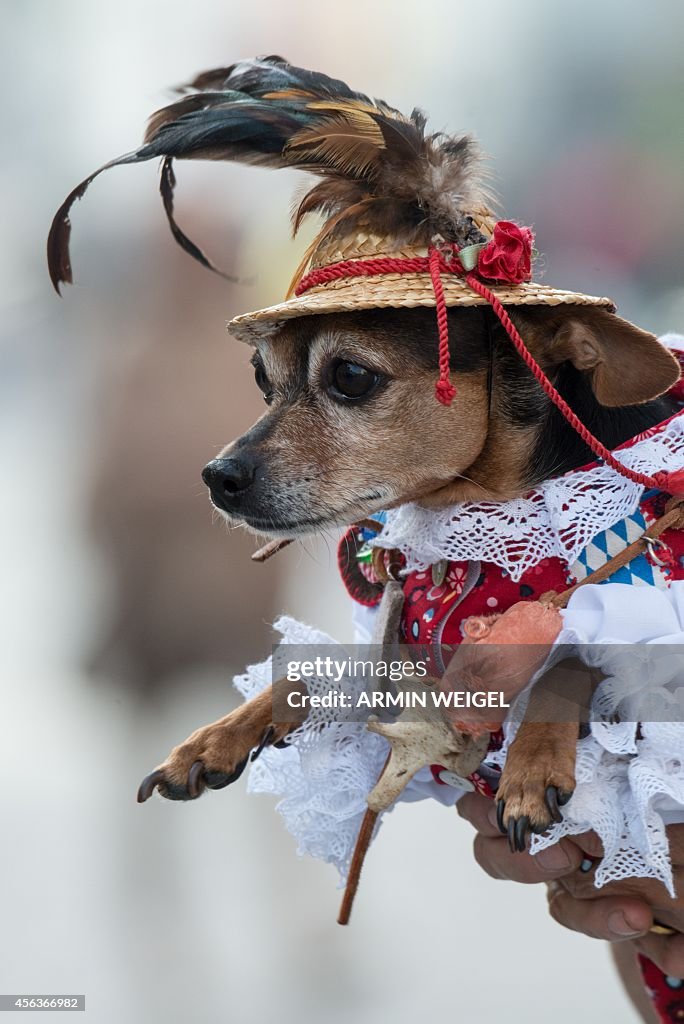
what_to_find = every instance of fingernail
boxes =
[536,845,572,872]
[608,911,646,938]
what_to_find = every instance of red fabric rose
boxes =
[476,221,533,284]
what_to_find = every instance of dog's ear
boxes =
[542,307,681,407]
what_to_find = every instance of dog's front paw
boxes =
[493,719,578,851]
[495,767,574,852]
[137,716,289,803]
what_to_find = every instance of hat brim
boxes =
[227,272,615,343]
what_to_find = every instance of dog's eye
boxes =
[253,362,273,403]
[328,360,379,401]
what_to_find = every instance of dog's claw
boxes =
[137,752,252,804]
[557,789,573,806]
[251,725,275,762]
[496,799,506,835]
[205,755,249,789]
[137,769,166,804]
[507,816,516,852]
[545,785,563,824]
[187,760,206,799]
[137,717,288,805]
[514,816,530,852]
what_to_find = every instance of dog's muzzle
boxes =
[202,456,256,514]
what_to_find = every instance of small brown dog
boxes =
[133,303,676,831]
[48,57,681,848]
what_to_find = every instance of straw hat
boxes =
[227,221,614,344]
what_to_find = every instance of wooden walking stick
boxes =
[337,716,487,924]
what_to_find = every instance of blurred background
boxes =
[2,0,684,1020]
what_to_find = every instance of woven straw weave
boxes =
[227,224,614,342]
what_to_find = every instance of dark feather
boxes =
[159,158,238,281]
[47,55,493,292]
[47,150,143,293]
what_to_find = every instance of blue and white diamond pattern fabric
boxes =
[570,509,668,588]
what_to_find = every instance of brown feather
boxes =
[291,178,366,235]
[286,117,386,179]
[262,88,319,101]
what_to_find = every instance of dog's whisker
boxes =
[447,470,489,496]
[296,537,316,568]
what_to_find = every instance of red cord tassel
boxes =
[428,247,456,406]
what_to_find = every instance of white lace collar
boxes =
[377,378,684,583]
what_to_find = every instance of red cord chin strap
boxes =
[295,246,684,496]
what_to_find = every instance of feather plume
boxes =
[47,55,493,293]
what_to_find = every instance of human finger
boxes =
[546,881,653,940]
[473,834,583,883]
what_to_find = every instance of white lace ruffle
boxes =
[482,709,684,897]
[375,414,684,582]
[528,723,684,897]
[235,616,458,885]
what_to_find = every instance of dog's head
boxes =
[46,55,678,540]
[203,305,680,537]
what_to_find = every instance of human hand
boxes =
[457,790,587,883]
[457,793,661,952]
[548,824,684,977]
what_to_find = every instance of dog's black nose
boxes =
[202,457,256,508]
